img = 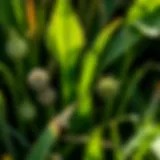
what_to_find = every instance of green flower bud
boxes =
[27,68,50,91]
[19,101,36,122]
[97,76,119,98]
[6,30,28,60]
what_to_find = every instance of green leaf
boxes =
[46,0,85,65]
[100,28,140,72]
[126,0,160,25]
[0,62,17,105]
[84,127,104,160]
[26,128,56,160]
[0,91,16,158]
[0,0,15,26]
[79,18,122,96]
[151,135,160,160]
[90,18,122,57]
[123,124,160,159]
[100,1,160,72]
[117,63,160,115]
[26,105,75,160]
[133,9,160,38]
[117,65,149,115]
[77,19,121,117]
[11,0,25,28]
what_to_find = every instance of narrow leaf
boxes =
[77,19,122,117]
[84,127,104,160]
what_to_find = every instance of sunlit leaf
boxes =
[79,18,122,95]
[151,135,160,160]
[123,124,160,159]
[77,19,121,120]
[84,127,104,160]
[127,0,160,25]
[46,0,85,65]
[133,9,160,38]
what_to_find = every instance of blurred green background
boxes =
[0,0,160,160]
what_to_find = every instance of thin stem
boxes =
[110,122,123,160]
[144,87,160,124]
[104,96,115,122]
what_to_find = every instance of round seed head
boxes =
[38,87,56,105]
[27,68,50,91]
[97,75,119,98]
[19,101,36,122]
[6,30,28,60]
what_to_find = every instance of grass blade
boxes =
[26,105,75,160]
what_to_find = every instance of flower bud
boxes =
[97,75,119,98]
[6,30,28,60]
[19,101,36,122]
[27,68,50,91]
[37,87,56,106]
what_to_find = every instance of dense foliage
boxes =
[0,0,160,160]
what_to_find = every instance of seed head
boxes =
[37,87,56,105]
[28,68,50,91]
[6,30,28,60]
[97,75,119,98]
[19,101,36,122]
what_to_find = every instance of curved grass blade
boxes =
[0,62,19,120]
[99,28,140,73]
[26,105,75,160]
[77,18,122,117]
[144,83,160,124]
[117,63,160,115]
[11,0,25,29]
[0,91,16,158]
[7,124,30,148]
[117,65,149,115]
[123,124,160,159]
